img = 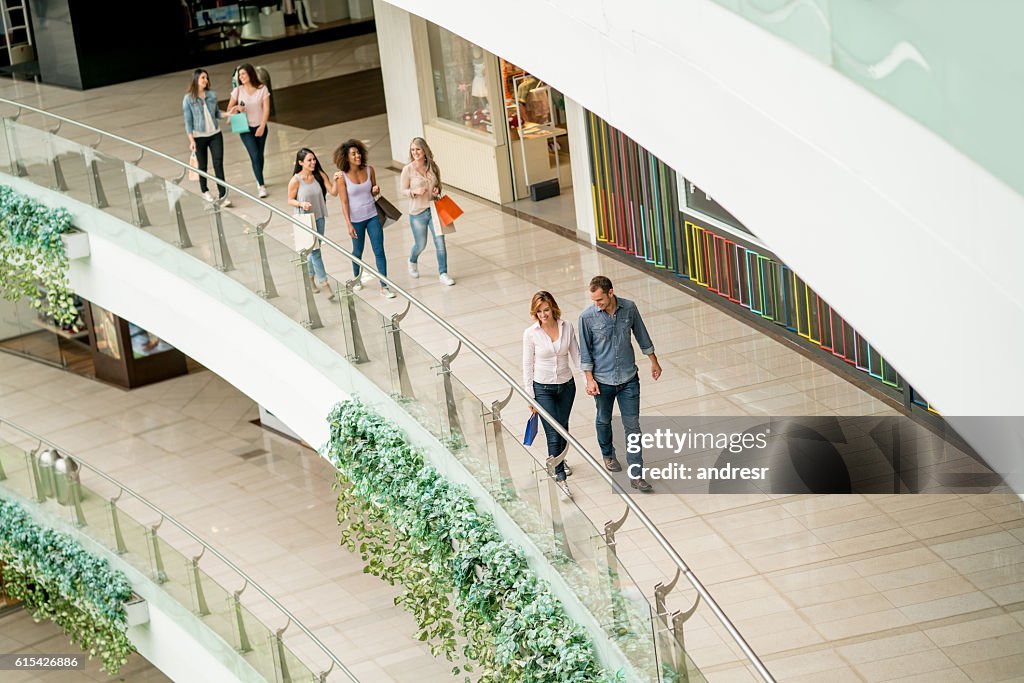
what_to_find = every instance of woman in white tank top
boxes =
[333,139,393,298]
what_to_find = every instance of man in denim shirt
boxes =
[579,276,662,492]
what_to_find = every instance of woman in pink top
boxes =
[226,64,270,198]
[522,291,580,498]
[399,137,454,286]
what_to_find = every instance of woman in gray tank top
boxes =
[333,139,394,299]
[287,148,337,298]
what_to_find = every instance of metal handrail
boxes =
[0,418,359,683]
[0,97,775,682]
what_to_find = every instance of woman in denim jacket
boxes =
[182,68,229,206]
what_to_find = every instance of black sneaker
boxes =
[603,458,622,472]
[630,478,653,493]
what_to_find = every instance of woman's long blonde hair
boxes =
[410,137,442,193]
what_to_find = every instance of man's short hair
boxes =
[589,276,613,293]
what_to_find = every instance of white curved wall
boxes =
[381,0,1024,416]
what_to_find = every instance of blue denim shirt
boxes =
[182,91,221,135]
[578,297,655,385]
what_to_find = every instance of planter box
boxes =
[61,232,90,260]
[124,594,149,626]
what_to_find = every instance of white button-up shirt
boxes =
[522,318,582,398]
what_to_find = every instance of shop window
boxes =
[426,23,493,136]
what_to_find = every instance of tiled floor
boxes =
[1,34,1023,683]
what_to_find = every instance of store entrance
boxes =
[500,59,576,230]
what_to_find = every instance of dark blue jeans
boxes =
[239,125,268,185]
[193,132,226,197]
[351,214,387,285]
[594,374,642,475]
[533,379,575,481]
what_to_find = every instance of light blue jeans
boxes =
[409,208,447,275]
[306,216,327,284]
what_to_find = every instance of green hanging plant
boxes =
[0,499,135,673]
[0,184,79,330]
[328,400,627,683]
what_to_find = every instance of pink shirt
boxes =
[232,85,269,127]
[522,319,581,398]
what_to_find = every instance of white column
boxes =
[565,96,595,244]
[373,0,428,166]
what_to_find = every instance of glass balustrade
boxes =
[0,422,354,683]
[0,104,775,682]
[709,0,1024,197]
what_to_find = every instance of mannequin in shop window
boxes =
[471,47,488,109]
[283,0,317,30]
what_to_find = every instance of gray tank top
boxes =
[294,174,328,220]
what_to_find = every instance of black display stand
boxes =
[82,304,188,389]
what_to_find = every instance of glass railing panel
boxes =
[492,421,550,546]
[74,145,133,225]
[68,480,115,546]
[0,440,35,500]
[256,229,307,324]
[391,328,443,438]
[442,373,493,487]
[7,119,52,187]
[47,132,92,206]
[274,638,318,683]
[606,559,659,681]
[236,604,278,681]
[118,163,177,247]
[208,209,259,291]
[347,292,392,393]
[165,180,218,257]
[155,536,199,611]
[189,564,237,650]
[112,502,156,578]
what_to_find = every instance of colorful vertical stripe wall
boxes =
[584,111,935,411]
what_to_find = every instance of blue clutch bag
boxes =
[523,413,539,446]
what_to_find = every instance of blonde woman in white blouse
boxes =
[522,291,580,499]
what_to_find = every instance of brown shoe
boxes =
[603,458,622,472]
[630,478,653,493]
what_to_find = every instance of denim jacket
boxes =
[182,91,221,135]
[578,297,655,386]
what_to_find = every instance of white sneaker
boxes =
[408,261,419,279]
[202,191,214,202]
[439,273,455,286]
[360,272,374,283]
[351,281,363,292]
[381,285,396,299]
[557,480,572,500]
[220,197,232,207]
[258,185,268,199]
